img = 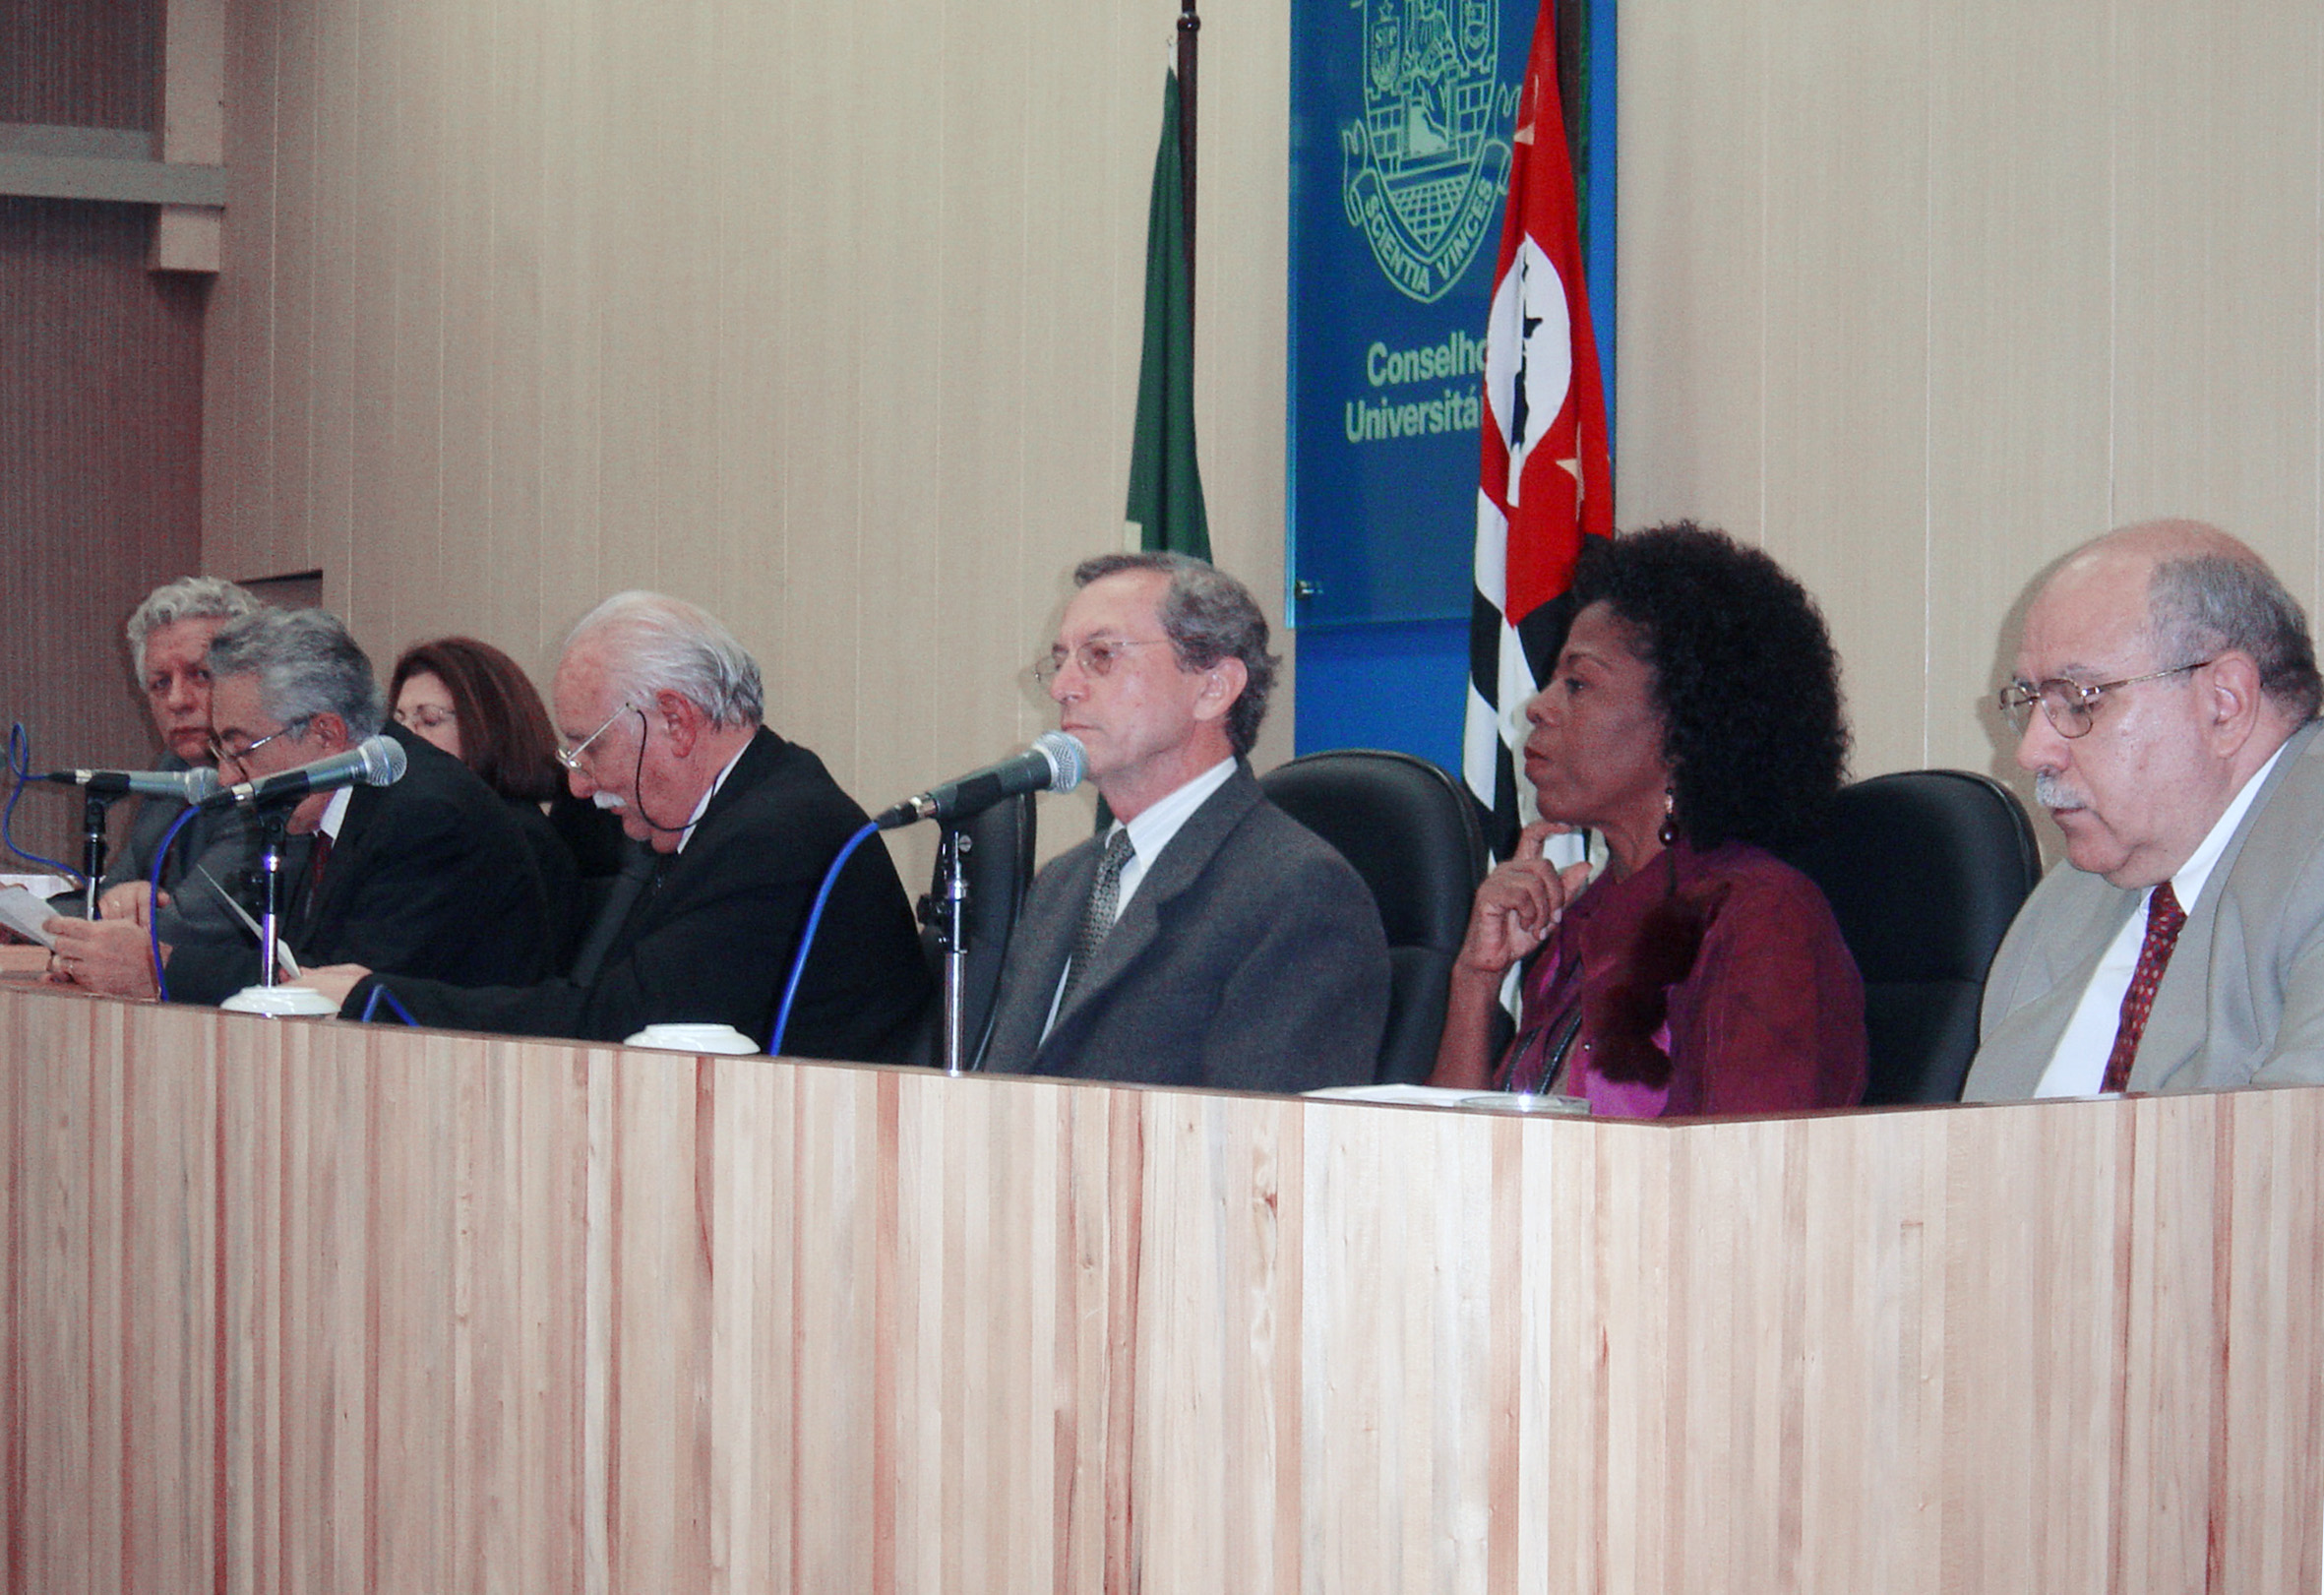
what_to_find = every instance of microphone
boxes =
[875,732,1087,829]
[201,734,408,809]
[37,766,221,802]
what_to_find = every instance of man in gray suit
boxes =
[1965,520,2324,1099]
[982,553,1389,1092]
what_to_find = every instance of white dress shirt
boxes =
[1040,757,1239,1040]
[2036,744,2287,1096]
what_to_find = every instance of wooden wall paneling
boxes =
[480,0,551,665]
[206,0,275,573]
[2109,0,2323,600]
[305,0,364,608]
[1614,0,1769,542]
[428,0,502,655]
[931,0,1037,805]
[1919,0,2115,786]
[1194,0,1298,775]
[1756,0,1932,777]
[530,0,609,651]
[591,3,714,610]
[697,0,791,757]
[0,196,206,861]
[844,0,950,819]
[255,0,323,586]
[764,0,863,786]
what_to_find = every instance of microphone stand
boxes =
[253,805,291,990]
[923,823,974,1075]
[80,792,114,918]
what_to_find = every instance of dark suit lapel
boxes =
[1045,767,1260,1039]
[290,782,378,948]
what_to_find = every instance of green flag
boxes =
[1125,69,1210,559]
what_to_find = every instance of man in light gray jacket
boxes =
[1966,520,2324,1099]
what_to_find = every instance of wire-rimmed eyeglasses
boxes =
[1031,638,1170,686]
[555,702,639,771]
[1996,659,2213,739]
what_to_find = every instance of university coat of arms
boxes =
[1340,0,1512,303]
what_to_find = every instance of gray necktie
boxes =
[1061,828,1135,1011]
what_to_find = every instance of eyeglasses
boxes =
[209,718,310,767]
[395,705,457,733]
[1031,638,1170,686]
[555,702,638,771]
[1996,660,2214,739]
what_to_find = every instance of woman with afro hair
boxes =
[1429,522,1866,1115]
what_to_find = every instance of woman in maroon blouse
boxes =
[1429,523,1866,1116]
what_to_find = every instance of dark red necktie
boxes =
[2101,882,2186,1093]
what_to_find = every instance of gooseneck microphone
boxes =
[200,734,408,809]
[875,732,1087,829]
[38,766,222,802]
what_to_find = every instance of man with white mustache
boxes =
[1965,520,2324,1097]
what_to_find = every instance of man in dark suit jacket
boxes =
[48,609,550,1003]
[306,591,931,1062]
[981,554,1388,1092]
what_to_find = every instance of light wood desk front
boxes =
[2,983,2316,1592]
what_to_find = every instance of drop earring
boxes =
[1658,787,1678,847]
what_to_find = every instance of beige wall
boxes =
[203,0,1291,875]
[206,0,2324,850]
[1617,0,2324,802]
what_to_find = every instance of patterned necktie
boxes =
[2101,882,2187,1093]
[1061,828,1135,1011]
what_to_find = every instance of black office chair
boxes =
[1259,750,1490,1084]
[914,791,1037,1071]
[1786,769,2041,1105]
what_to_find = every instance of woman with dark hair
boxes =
[1429,522,1866,1116]
[390,637,611,963]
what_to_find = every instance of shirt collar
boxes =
[2169,740,2288,913]
[1114,756,1238,869]
[318,784,353,841]
[676,738,752,853]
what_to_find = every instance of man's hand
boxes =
[298,964,372,1011]
[94,882,167,927]
[42,916,164,1000]
[1452,822,1594,977]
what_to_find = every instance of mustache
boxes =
[2033,771,2088,811]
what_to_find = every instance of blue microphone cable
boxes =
[145,803,205,1002]
[4,724,85,880]
[767,820,881,1058]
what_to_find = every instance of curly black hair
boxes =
[1568,522,1849,851]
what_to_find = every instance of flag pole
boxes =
[1176,0,1199,334]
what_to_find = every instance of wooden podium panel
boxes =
[3,982,2318,1592]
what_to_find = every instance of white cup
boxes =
[623,1022,761,1056]
[220,984,340,1017]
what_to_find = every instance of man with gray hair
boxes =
[1967,520,2324,1097]
[981,553,1389,1091]
[303,591,931,1061]
[48,576,275,945]
[48,607,551,1005]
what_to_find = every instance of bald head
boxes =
[2011,521,2317,887]
[2041,521,2321,724]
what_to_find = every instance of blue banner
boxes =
[1288,0,1538,627]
